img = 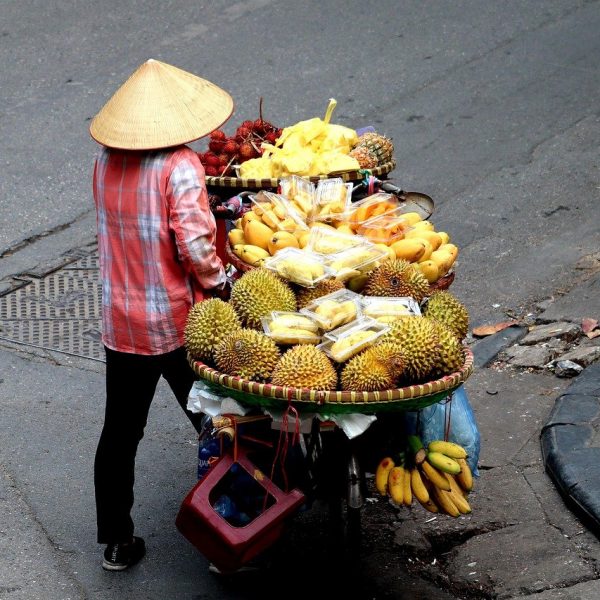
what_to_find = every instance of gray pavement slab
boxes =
[538,272,600,324]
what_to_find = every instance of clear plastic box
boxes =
[311,178,353,222]
[325,242,389,281]
[263,247,333,288]
[261,311,322,345]
[250,191,309,232]
[299,288,362,332]
[360,296,422,324]
[279,175,316,220]
[341,193,407,231]
[305,225,365,255]
[317,317,390,363]
[355,209,415,245]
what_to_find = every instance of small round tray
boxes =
[188,347,473,415]
[206,160,396,190]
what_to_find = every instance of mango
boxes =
[244,220,274,250]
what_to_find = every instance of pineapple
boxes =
[353,132,394,165]
[349,145,378,169]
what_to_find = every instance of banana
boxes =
[420,461,451,491]
[431,487,460,517]
[428,440,468,459]
[388,466,405,505]
[446,474,472,514]
[426,451,462,475]
[455,458,474,493]
[403,466,413,506]
[410,467,430,504]
[375,457,395,496]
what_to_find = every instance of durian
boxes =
[230,268,296,329]
[380,316,440,383]
[340,342,407,392]
[427,318,465,378]
[423,290,469,341]
[271,345,338,390]
[214,328,280,381]
[363,259,430,302]
[294,279,345,309]
[184,298,241,362]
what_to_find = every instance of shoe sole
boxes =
[102,560,129,571]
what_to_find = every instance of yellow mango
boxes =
[268,231,299,255]
[416,260,440,283]
[228,228,245,246]
[389,238,427,262]
[261,209,281,230]
[244,220,274,250]
[405,229,443,251]
[411,220,435,231]
[437,231,450,244]
[399,212,423,226]
[374,243,396,261]
[242,210,261,229]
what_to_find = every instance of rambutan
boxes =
[208,139,225,153]
[241,120,255,130]
[235,126,252,143]
[204,165,219,176]
[264,131,279,144]
[238,142,257,161]
[203,152,220,167]
[210,129,226,140]
[218,153,231,166]
[222,140,239,155]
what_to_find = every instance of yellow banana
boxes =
[432,487,460,517]
[427,451,462,475]
[388,466,405,505]
[428,440,468,460]
[420,461,451,491]
[403,466,413,506]
[410,467,430,504]
[455,458,474,493]
[446,475,472,514]
[375,457,395,496]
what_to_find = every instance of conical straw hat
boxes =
[89,59,234,150]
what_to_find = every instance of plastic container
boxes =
[250,191,309,232]
[355,208,415,245]
[263,247,333,288]
[325,242,389,281]
[261,311,322,345]
[305,225,365,255]
[311,178,353,222]
[317,317,390,363]
[279,175,316,220]
[360,296,422,324]
[342,192,406,231]
[299,288,362,332]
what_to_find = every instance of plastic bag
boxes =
[404,385,480,476]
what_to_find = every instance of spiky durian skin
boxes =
[425,318,465,378]
[271,345,338,390]
[184,298,241,362]
[230,268,296,329]
[295,279,345,309]
[340,342,406,392]
[214,328,280,381]
[363,259,430,302]
[423,290,469,341]
[379,316,440,383]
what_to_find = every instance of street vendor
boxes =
[89,59,233,571]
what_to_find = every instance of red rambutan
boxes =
[203,152,220,167]
[210,129,226,140]
[208,139,225,153]
[204,165,219,176]
[222,140,239,155]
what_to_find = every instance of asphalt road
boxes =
[1,1,599,598]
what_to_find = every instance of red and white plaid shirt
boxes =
[93,146,225,355]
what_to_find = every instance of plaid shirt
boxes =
[93,146,225,355]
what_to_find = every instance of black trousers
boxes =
[94,346,203,544]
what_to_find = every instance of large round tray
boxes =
[206,160,396,190]
[188,347,473,415]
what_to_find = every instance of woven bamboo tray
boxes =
[206,160,396,190]
[188,347,473,415]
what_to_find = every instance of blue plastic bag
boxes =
[404,385,480,476]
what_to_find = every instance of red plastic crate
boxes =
[176,446,305,573]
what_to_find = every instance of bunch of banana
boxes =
[231,243,270,267]
[406,435,474,517]
[266,313,321,345]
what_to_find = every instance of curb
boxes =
[540,362,600,532]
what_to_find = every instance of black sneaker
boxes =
[102,536,146,571]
